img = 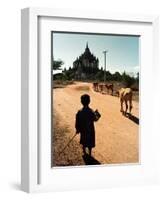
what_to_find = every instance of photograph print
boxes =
[52,32,139,167]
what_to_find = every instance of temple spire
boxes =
[86,42,88,49]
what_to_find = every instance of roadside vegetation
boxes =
[53,59,139,91]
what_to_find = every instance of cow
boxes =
[118,88,133,115]
[98,84,104,93]
[93,82,99,92]
[105,83,114,95]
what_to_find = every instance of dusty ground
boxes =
[52,82,139,167]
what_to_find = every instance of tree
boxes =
[53,59,64,70]
[136,72,139,84]
[106,70,113,81]
[112,71,122,81]
[95,70,104,81]
[122,71,135,87]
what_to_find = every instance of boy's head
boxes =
[81,94,90,106]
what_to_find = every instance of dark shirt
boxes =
[75,107,98,148]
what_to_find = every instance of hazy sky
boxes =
[52,32,140,75]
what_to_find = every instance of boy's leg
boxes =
[88,147,92,156]
[82,146,86,155]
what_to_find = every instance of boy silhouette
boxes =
[75,94,100,156]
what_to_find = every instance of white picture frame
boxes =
[21,7,159,193]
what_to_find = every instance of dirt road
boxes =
[52,82,139,166]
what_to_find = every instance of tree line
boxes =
[53,59,139,88]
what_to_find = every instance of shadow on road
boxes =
[126,114,139,125]
[82,154,101,165]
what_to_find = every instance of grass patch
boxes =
[53,80,74,89]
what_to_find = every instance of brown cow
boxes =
[93,82,99,92]
[119,88,133,115]
[105,83,113,95]
[98,84,104,93]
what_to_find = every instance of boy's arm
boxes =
[75,112,80,133]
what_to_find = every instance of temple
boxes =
[73,43,99,80]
